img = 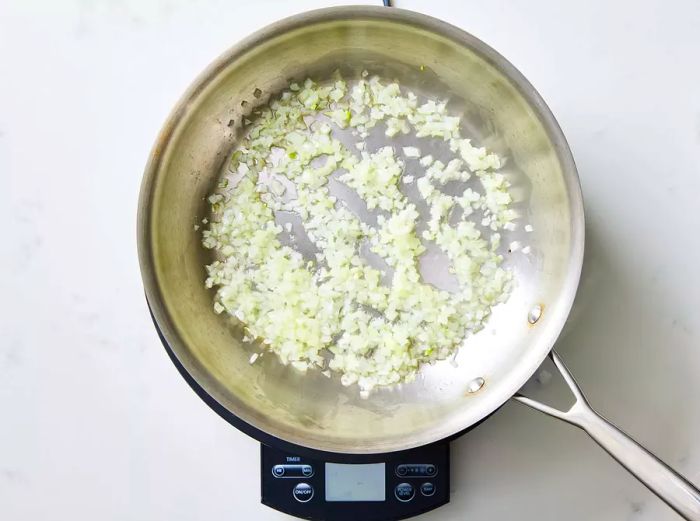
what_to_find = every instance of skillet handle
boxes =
[514,350,700,521]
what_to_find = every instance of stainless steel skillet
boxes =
[137,6,700,519]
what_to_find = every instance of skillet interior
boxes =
[138,6,584,454]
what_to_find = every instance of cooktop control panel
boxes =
[260,442,449,521]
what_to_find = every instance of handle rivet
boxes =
[467,377,485,393]
[528,304,543,324]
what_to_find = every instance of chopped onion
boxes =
[202,72,513,393]
[419,155,434,167]
[402,146,421,158]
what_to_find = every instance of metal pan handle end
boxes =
[514,350,700,521]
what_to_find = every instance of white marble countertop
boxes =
[2,1,699,520]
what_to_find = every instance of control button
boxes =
[272,464,314,478]
[293,483,314,503]
[420,482,436,497]
[395,464,438,478]
[395,483,415,502]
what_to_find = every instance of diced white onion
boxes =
[402,146,421,158]
[202,72,513,394]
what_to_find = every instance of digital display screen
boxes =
[325,463,385,502]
